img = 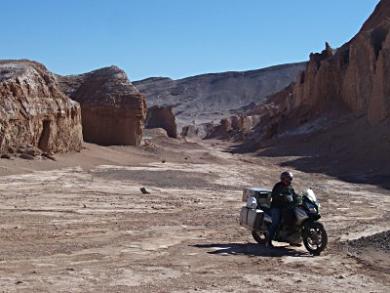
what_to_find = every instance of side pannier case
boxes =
[240,207,265,230]
[240,207,249,227]
[247,209,264,230]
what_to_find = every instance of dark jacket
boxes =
[271,182,296,209]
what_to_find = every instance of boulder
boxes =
[19,153,35,160]
[181,125,199,138]
[0,60,83,155]
[181,123,215,139]
[0,154,11,159]
[145,105,177,138]
[59,66,147,146]
[204,114,262,140]
[143,128,168,139]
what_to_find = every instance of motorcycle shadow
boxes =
[192,243,309,258]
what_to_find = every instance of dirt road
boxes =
[0,139,389,292]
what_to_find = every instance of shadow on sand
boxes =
[256,147,390,190]
[192,243,309,258]
[227,124,390,191]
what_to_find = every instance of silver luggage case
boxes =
[240,207,264,230]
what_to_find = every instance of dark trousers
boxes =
[267,208,281,241]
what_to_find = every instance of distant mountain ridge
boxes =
[134,62,306,127]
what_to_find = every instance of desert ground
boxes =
[0,137,389,292]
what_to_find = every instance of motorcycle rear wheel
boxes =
[252,231,267,244]
[303,222,327,256]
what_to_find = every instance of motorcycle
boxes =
[239,187,327,255]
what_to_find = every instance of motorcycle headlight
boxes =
[305,202,317,213]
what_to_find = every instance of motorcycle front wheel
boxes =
[252,231,267,244]
[302,221,328,256]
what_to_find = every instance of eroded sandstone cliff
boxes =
[59,66,147,146]
[0,60,83,156]
[228,0,390,143]
[292,0,390,124]
[146,105,177,138]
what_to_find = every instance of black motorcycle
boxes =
[240,187,327,255]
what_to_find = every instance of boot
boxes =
[265,233,274,248]
[266,240,274,248]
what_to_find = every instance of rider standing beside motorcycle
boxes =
[267,171,297,248]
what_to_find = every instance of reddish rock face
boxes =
[360,0,390,32]
[292,0,390,124]
[180,1,390,144]
[0,60,83,155]
[202,114,262,140]
[59,66,147,146]
[181,125,199,138]
[230,0,390,145]
[146,105,178,138]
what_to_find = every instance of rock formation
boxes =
[0,60,83,156]
[180,123,215,139]
[143,128,168,139]
[181,125,199,138]
[291,0,390,125]
[59,66,147,146]
[134,63,306,128]
[230,0,390,144]
[204,114,262,140]
[145,105,177,138]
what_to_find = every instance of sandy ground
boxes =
[0,138,389,292]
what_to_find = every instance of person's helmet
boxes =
[280,171,294,181]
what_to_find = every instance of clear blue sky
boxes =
[0,0,379,80]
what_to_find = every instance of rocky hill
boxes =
[207,0,390,180]
[269,0,390,130]
[134,62,306,127]
[207,0,390,140]
[58,66,147,146]
[0,60,83,157]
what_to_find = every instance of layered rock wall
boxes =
[145,105,177,138]
[59,66,147,146]
[202,114,262,140]
[0,60,83,155]
[291,0,390,124]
